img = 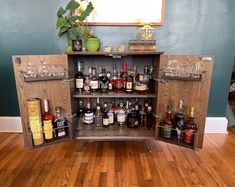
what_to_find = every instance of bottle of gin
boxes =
[146,106,155,130]
[90,68,99,92]
[94,105,103,128]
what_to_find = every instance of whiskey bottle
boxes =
[107,105,114,125]
[84,97,94,125]
[173,100,184,141]
[102,110,109,127]
[140,106,147,127]
[75,61,84,92]
[183,106,197,144]
[90,68,99,92]
[125,72,133,93]
[146,106,155,130]
[95,105,103,128]
[117,102,126,126]
[161,105,173,139]
[114,72,124,93]
[143,66,149,90]
[83,75,91,93]
[42,99,54,142]
[121,62,128,88]
[54,107,67,138]
[111,64,118,89]
[77,100,85,130]
[99,68,109,93]
[148,65,155,93]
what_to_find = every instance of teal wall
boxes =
[0,0,235,117]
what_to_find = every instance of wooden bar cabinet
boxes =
[12,52,213,150]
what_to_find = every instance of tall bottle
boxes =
[54,107,67,138]
[161,105,173,139]
[90,68,99,92]
[111,64,118,90]
[146,106,155,129]
[84,97,94,125]
[42,99,54,142]
[75,61,84,92]
[183,106,197,144]
[117,102,126,126]
[99,68,109,93]
[77,100,85,130]
[173,100,185,141]
[121,62,128,88]
[125,72,133,93]
[148,65,155,93]
[114,72,124,93]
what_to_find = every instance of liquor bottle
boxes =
[144,99,149,111]
[99,68,109,93]
[134,74,147,94]
[54,107,67,138]
[172,100,185,141]
[88,67,92,78]
[90,68,99,92]
[42,99,54,142]
[114,72,124,93]
[107,105,114,125]
[75,61,84,92]
[146,106,155,130]
[148,65,155,93]
[106,71,112,91]
[77,100,85,130]
[127,104,140,128]
[111,99,117,120]
[121,62,128,87]
[84,97,94,125]
[83,75,91,93]
[125,72,133,93]
[140,106,147,126]
[183,106,197,144]
[161,105,173,139]
[94,105,103,128]
[143,66,149,90]
[102,110,109,127]
[117,102,126,126]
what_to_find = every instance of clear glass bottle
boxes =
[111,64,118,90]
[75,61,84,92]
[94,105,103,128]
[146,106,155,130]
[42,99,54,142]
[107,105,114,125]
[117,102,126,126]
[54,107,67,138]
[90,68,99,92]
[83,75,91,93]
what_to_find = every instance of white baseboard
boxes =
[205,117,228,133]
[0,117,22,132]
[0,116,228,133]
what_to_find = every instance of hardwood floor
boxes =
[1,128,235,187]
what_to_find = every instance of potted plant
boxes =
[56,0,100,51]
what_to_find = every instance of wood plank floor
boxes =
[1,128,235,187]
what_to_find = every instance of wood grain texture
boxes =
[157,55,213,148]
[0,128,235,187]
[12,55,73,148]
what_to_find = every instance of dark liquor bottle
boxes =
[54,107,67,138]
[121,62,128,87]
[111,64,118,90]
[42,99,54,142]
[140,106,147,126]
[144,99,149,112]
[102,111,109,127]
[99,68,109,93]
[114,72,124,93]
[148,65,155,93]
[94,105,103,128]
[134,74,147,94]
[117,102,126,126]
[107,104,114,125]
[143,66,149,90]
[146,106,155,130]
[83,75,91,93]
[161,105,173,139]
[125,73,133,93]
[75,61,84,92]
[84,97,94,125]
[183,106,197,144]
[172,100,184,141]
[90,68,99,92]
[77,100,85,130]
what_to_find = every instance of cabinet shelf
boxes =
[75,125,154,140]
[24,75,65,82]
[65,51,164,56]
[73,91,156,98]
[161,74,202,82]
[157,136,194,149]
[32,137,69,149]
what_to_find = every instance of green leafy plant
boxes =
[56,0,94,45]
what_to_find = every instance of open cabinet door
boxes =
[12,55,74,149]
[156,55,213,149]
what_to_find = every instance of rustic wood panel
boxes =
[157,55,213,148]
[1,129,235,186]
[12,55,72,148]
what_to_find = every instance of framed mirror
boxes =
[76,0,165,26]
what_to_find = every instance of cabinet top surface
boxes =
[65,51,164,56]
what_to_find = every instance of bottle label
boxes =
[84,85,90,92]
[117,113,125,123]
[135,84,147,91]
[163,125,172,138]
[84,112,94,124]
[90,80,99,89]
[43,120,53,139]
[76,79,84,89]
[184,129,195,144]
[29,116,43,139]
[108,112,114,124]
[103,118,109,126]
[126,82,132,90]
[115,82,123,89]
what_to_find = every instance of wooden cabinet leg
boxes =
[77,140,87,152]
[144,139,154,152]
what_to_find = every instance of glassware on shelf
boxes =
[24,62,37,78]
[52,64,65,77]
[191,61,205,78]
[177,63,191,78]
[164,60,178,77]
[39,61,52,77]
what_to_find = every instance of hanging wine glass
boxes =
[39,60,52,77]
[24,62,37,78]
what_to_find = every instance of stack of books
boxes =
[128,40,157,51]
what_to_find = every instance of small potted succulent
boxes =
[56,0,100,52]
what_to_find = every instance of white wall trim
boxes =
[205,117,228,133]
[0,116,228,133]
[0,117,22,132]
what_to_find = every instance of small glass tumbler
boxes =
[39,61,52,77]
[24,62,37,78]
[52,64,65,76]
[164,60,178,77]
